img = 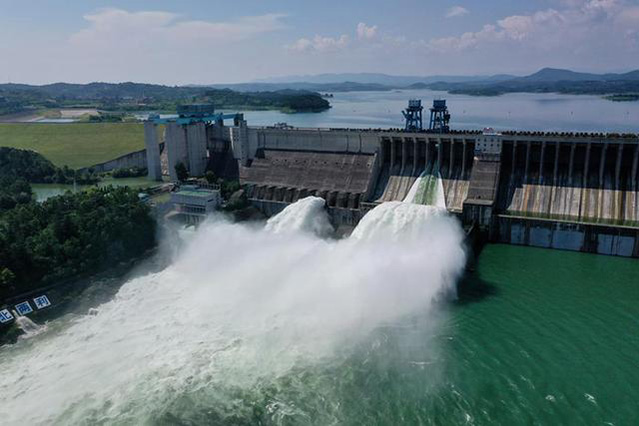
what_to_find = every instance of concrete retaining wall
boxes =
[79,149,147,174]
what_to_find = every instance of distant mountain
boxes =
[515,67,639,82]
[255,72,516,86]
[422,68,639,98]
[208,81,394,93]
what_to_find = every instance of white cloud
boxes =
[70,8,287,48]
[357,22,378,40]
[428,0,637,52]
[288,22,380,53]
[446,6,469,18]
[287,34,350,53]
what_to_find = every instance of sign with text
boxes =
[33,295,51,309]
[15,301,33,316]
[0,309,14,324]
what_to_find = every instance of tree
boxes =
[0,268,15,287]
[205,170,217,184]
[174,162,188,182]
[0,187,156,301]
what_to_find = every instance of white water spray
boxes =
[12,311,46,339]
[0,196,465,425]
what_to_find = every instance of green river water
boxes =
[274,244,639,425]
[435,244,639,425]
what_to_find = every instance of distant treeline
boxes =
[0,82,330,115]
[428,80,639,97]
[111,166,147,178]
[0,187,155,300]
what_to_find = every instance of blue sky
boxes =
[2,0,638,84]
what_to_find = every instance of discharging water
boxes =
[0,197,467,425]
[404,168,447,208]
[1,195,638,424]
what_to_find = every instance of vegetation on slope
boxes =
[0,177,32,213]
[0,147,98,184]
[0,186,156,301]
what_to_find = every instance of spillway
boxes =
[227,128,639,257]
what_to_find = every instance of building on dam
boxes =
[143,102,639,258]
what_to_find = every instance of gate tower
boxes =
[429,99,450,133]
[402,99,423,131]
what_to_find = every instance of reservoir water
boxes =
[1,194,638,424]
[238,89,639,132]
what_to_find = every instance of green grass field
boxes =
[0,123,144,169]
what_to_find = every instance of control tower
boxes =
[402,99,423,131]
[429,99,450,133]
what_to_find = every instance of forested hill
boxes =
[0,147,96,186]
[0,187,156,300]
[0,83,330,115]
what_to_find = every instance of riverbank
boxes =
[0,248,160,346]
[31,176,157,201]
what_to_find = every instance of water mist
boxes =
[0,196,466,424]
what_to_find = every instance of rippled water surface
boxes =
[441,244,639,425]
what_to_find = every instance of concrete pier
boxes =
[144,122,162,181]
[633,144,639,191]
[539,141,546,185]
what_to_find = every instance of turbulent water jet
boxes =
[13,312,46,339]
[0,196,465,425]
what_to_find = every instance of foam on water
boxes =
[13,312,46,339]
[0,196,465,425]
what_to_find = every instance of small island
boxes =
[603,94,639,102]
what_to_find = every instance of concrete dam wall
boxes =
[235,128,639,257]
[241,149,377,210]
[143,117,639,257]
[243,128,476,211]
[498,138,639,225]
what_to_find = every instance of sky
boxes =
[1,0,639,85]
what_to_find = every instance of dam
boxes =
[143,103,639,258]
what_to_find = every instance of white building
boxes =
[168,185,222,225]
